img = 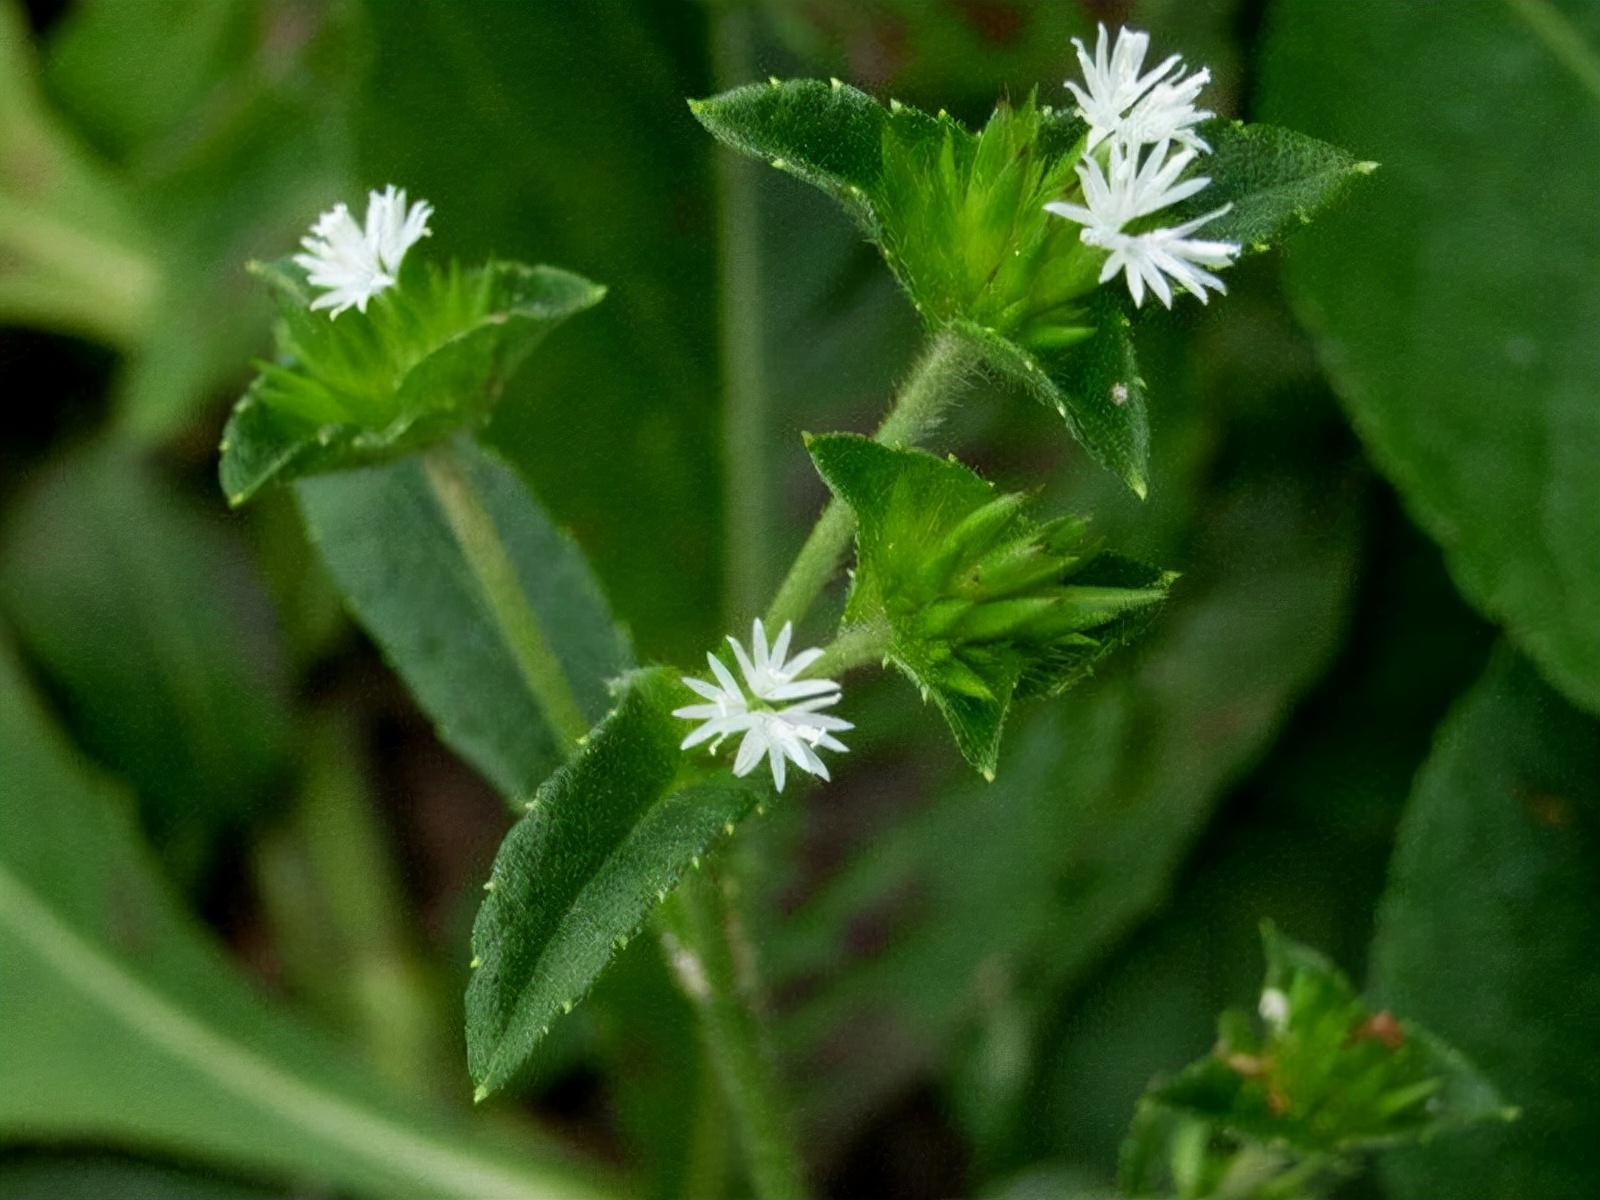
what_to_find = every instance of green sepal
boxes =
[807,433,1170,778]
[218,258,604,506]
[464,668,762,1099]
[1138,924,1513,1164]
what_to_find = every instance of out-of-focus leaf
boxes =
[358,0,722,660]
[219,259,604,505]
[0,1155,275,1200]
[1370,648,1600,1198]
[1140,925,1507,1162]
[297,436,631,802]
[0,441,289,877]
[41,0,363,442]
[465,669,761,1099]
[769,463,1360,1142]
[0,640,615,1200]
[1261,0,1600,712]
[0,0,157,345]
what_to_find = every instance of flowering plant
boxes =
[9,7,1584,1200]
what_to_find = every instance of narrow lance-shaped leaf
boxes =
[297,436,631,802]
[0,640,614,1200]
[466,669,762,1099]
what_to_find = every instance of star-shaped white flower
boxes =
[674,620,851,792]
[1044,141,1238,309]
[293,184,433,317]
[1065,23,1213,154]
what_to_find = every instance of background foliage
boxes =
[2,1,1595,1198]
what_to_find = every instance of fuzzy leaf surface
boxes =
[219,261,603,505]
[1171,119,1372,249]
[1371,649,1600,1197]
[809,433,1167,776]
[297,436,630,802]
[466,669,760,1098]
[0,641,612,1200]
[1263,0,1600,712]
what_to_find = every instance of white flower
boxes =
[1259,987,1291,1032]
[674,619,852,792]
[1066,23,1213,153]
[1045,141,1239,309]
[293,184,433,317]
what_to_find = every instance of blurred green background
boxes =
[1,1,1596,1198]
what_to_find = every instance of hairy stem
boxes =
[813,622,889,678]
[422,440,589,748]
[764,329,977,632]
[661,869,809,1200]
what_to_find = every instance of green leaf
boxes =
[0,440,290,877]
[953,289,1150,498]
[1262,0,1600,712]
[220,260,604,506]
[0,0,157,346]
[465,669,760,1099]
[0,639,615,1200]
[297,436,631,801]
[807,433,1168,776]
[1370,648,1600,1198]
[1144,925,1509,1159]
[689,77,886,212]
[1172,119,1374,250]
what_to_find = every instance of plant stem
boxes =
[813,622,889,678]
[712,5,771,626]
[764,329,976,632]
[422,440,589,748]
[661,869,809,1200]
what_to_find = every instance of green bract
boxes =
[692,79,1366,495]
[1120,925,1512,1197]
[218,257,605,506]
[808,433,1169,778]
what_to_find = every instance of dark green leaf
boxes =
[297,436,631,801]
[1262,0,1600,712]
[1371,648,1600,1198]
[0,440,290,876]
[808,433,1167,776]
[466,669,760,1098]
[689,78,886,213]
[220,261,604,505]
[1173,120,1373,250]
[0,639,615,1200]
